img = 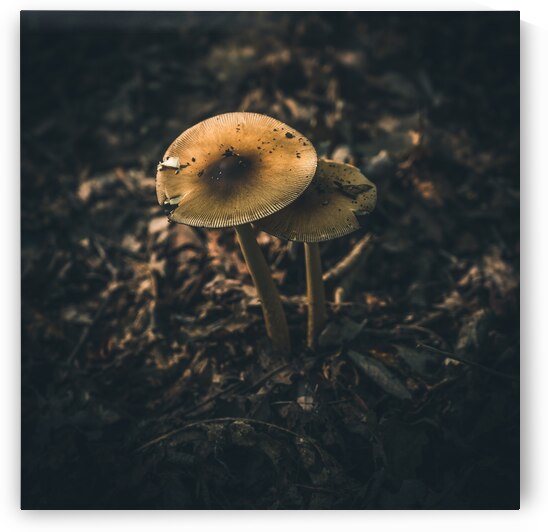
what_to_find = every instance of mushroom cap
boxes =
[255,159,377,242]
[156,112,317,228]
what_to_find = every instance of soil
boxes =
[21,12,519,509]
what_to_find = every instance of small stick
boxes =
[67,287,116,365]
[305,242,327,349]
[136,416,323,457]
[167,381,243,419]
[322,232,373,283]
[417,343,518,382]
[156,363,292,423]
[240,362,292,393]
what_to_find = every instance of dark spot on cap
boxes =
[204,153,251,181]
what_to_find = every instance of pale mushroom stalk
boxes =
[235,224,290,354]
[304,242,327,349]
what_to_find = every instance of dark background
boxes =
[21,12,519,509]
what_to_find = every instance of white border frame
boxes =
[3,2,547,530]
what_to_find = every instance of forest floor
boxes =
[21,12,519,509]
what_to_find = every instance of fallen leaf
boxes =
[348,350,412,400]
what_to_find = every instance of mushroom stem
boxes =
[304,242,327,350]
[235,224,291,355]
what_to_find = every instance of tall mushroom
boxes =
[256,159,377,349]
[156,112,317,355]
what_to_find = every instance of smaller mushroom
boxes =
[256,159,377,349]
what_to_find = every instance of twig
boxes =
[67,287,117,365]
[136,416,320,454]
[417,343,519,382]
[240,362,292,393]
[294,484,338,495]
[398,324,449,350]
[155,362,291,424]
[91,236,118,281]
[322,233,373,283]
[165,381,243,419]
[94,233,147,262]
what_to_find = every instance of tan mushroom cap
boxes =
[156,112,317,228]
[256,159,377,242]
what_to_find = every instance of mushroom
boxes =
[156,112,317,354]
[256,159,377,349]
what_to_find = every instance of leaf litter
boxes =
[21,12,519,509]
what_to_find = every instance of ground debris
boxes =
[347,350,412,400]
[21,12,519,510]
